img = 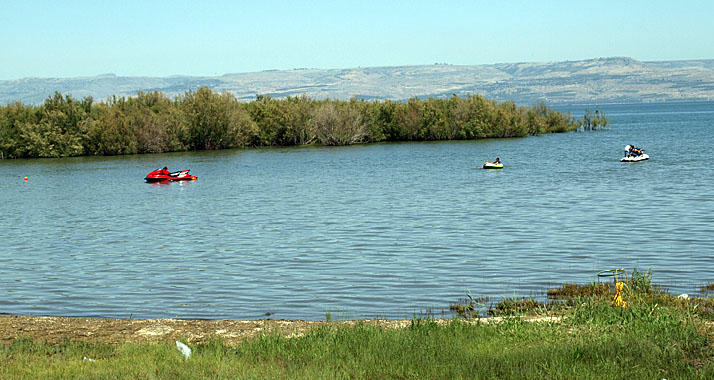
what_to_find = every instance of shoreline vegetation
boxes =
[0,88,606,159]
[2,271,713,379]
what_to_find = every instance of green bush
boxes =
[1,89,581,159]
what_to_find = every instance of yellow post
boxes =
[612,281,627,308]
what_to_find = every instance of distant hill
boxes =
[2,57,713,106]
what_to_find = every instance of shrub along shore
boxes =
[0,88,597,159]
[2,271,713,379]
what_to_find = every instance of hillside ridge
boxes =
[2,57,713,105]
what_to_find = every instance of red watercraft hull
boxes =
[144,168,197,182]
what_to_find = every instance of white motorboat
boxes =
[621,145,649,162]
[620,153,649,162]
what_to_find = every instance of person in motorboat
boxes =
[621,145,648,162]
[624,145,643,158]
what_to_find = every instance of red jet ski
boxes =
[144,167,197,182]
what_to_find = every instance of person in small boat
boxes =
[494,158,501,164]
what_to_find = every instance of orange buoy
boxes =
[24,176,28,181]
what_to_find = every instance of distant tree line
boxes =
[0,87,583,159]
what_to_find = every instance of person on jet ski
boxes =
[625,145,642,157]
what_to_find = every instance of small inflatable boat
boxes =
[145,167,197,182]
[483,162,503,169]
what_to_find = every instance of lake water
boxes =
[1,102,713,320]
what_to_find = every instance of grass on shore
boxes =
[2,270,714,380]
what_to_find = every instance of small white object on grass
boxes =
[678,294,689,300]
[176,340,192,359]
[83,357,96,362]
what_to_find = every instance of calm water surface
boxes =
[1,102,713,320]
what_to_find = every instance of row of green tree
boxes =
[0,87,583,159]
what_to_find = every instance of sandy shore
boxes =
[0,315,566,346]
[0,315,413,346]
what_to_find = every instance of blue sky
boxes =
[1,0,712,80]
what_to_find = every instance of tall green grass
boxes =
[2,311,712,380]
[3,269,713,379]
